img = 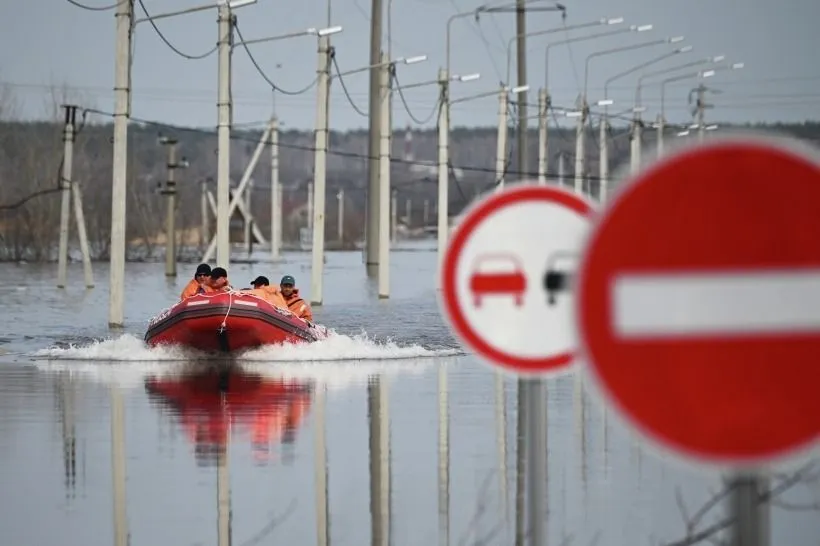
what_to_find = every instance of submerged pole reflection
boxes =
[314,383,329,546]
[514,379,525,546]
[58,373,77,499]
[368,374,391,546]
[438,366,450,546]
[110,386,129,546]
[217,387,231,546]
[494,371,509,530]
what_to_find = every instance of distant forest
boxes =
[2,86,819,262]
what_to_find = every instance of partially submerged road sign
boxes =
[441,184,594,375]
[576,135,820,465]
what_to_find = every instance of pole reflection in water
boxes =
[217,383,231,546]
[437,366,449,546]
[514,379,525,546]
[314,383,329,546]
[110,385,129,546]
[368,374,391,546]
[58,372,77,499]
[494,371,508,530]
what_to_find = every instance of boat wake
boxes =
[28,331,465,389]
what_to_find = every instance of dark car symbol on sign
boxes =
[469,253,527,307]
[543,250,576,305]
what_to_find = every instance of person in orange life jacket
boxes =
[180,263,214,300]
[279,275,313,321]
[208,267,232,292]
[247,276,289,309]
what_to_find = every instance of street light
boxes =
[654,62,742,153]
[504,16,624,84]
[132,0,257,24]
[446,0,566,79]
[233,25,343,47]
[584,35,685,98]
[544,24,653,89]
[635,55,726,108]
[598,42,692,187]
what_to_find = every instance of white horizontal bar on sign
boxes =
[611,269,820,338]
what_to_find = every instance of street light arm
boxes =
[585,38,670,97]
[505,17,623,85]
[604,47,690,99]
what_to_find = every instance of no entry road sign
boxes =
[576,134,820,465]
[440,184,594,375]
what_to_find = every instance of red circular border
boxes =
[441,185,594,374]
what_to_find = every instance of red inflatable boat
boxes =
[144,291,328,353]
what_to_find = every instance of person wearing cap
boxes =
[279,275,313,321]
[248,275,288,309]
[180,263,215,300]
[208,267,232,292]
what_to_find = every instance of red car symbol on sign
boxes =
[469,253,527,307]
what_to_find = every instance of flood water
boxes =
[0,244,817,546]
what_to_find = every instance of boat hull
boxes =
[144,291,326,353]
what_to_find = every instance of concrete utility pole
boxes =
[515,0,528,181]
[537,88,549,184]
[390,190,397,244]
[365,0,384,273]
[378,53,391,299]
[243,177,253,254]
[599,113,609,201]
[494,85,509,191]
[310,33,332,305]
[404,199,411,229]
[200,179,210,251]
[108,0,133,327]
[630,114,643,174]
[269,117,281,261]
[695,83,707,141]
[336,189,344,243]
[159,136,187,277]
[423,199,429,225]
[436,68,450,275]
[216,2,234,268]
[573,98,587,195]
[57,105,76,288]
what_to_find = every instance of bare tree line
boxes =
[2,82,818,263]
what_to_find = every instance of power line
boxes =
[391,72,440,125]
[330,55,369,117]
[65,0,126,11]
[233,22,318,96]
[136,0,217,61]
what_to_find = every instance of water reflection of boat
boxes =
[144,366,313,464]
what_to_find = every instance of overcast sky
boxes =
[1,0,818,130]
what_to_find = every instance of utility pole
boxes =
[696,83,706,142]
[216,2,234,269]
[390,190,397,245]
[365,0,384,273]
[404,199,411,229]
[537,88,549,184]
[310,33,332,306]
[270,117,281,261]
[436,68,450,278]
[599,111,609,202]
[515,0,528,181]
[656,113,666,157]
[337,188,344,243]
[494,85,509,191]
[558,151,566,186]
[377,53,391,299]
[630,112,642,174]
[159,136,187,277]
[108,0,133,328]
[57,105,76,289]
[573,98,587,195]
[423,199,429,225]
[200,179,210,252]
[243,177,253,254]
